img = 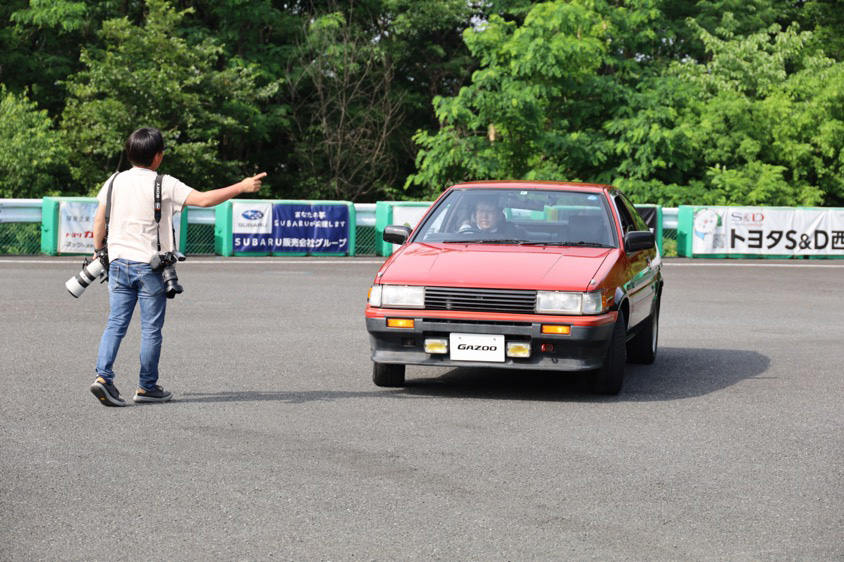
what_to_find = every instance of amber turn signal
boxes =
[541,324,571,335]
[386,318,415,329]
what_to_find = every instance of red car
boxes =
[365,181,663,394]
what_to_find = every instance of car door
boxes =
[613,193,657,328]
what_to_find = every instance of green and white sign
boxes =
[679,206,844,258]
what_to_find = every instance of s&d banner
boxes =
[681,206,844,257]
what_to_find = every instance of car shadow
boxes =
[399,346,771,402]
[177,347,769,405]
[178,389,416,404]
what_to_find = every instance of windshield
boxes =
[412,188,618,247]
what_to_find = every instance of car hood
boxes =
[378,243,612,292]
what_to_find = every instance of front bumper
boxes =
[365,310,617,372]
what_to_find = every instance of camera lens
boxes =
[162,265,183,299]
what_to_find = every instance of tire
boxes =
[590,313,626,395]
[372,362,406,387]
[626,296,660,365]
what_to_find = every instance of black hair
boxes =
[125,127,164,167]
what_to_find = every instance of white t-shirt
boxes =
[97,167,195,263]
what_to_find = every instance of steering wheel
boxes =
[457,224,482,235]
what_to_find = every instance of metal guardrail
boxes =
[0,199,43,223]
[663,207,678,230]
[0,198,679,256]
[0,199,679,228]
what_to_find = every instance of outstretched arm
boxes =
[185,172,267,208]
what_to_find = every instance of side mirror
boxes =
[625,230,655,253]
[383,225,412,245]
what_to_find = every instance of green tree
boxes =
[61,0,274,194]
[0,87,68,198]
[407,0,646,195]
[285,10,405,201]
[407,0,844,206]
[609,21,844,206]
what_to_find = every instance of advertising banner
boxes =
[58,201,97,254]
[231,202,350,254]
[689,206,844,256]
[232,202,273,253]
[272,204,350,254]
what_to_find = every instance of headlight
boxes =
[368,284,383,307]
[536,291,582,314]
[381,285,425,309]
[536,290,609,315]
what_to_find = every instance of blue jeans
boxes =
[96,259,167,391]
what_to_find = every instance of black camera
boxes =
[150,251,186,299]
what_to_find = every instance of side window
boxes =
[619,194,649,232]
[614,196,636,235]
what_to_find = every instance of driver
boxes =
[459,196,524,238]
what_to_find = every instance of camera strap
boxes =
[154,173,163,252]
[152,173,179,254]
[104,172,120,242]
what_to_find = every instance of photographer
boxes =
[89,127,266,407]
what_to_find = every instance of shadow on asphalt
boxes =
[178,390,415,404]
[178,347,770,404]
[399,346,771,402]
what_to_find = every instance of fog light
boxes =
[424,338,448,354]
[387,318,414,329]
[506,342,531,358]
[541,324,571,335]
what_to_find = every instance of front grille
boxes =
[424,286,537,314]
[423,319,533,327]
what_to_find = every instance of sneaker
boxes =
[133,385,173,403]
[90,377,128,407]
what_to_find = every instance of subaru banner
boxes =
[232,202,273,252]
[232,202,349,254]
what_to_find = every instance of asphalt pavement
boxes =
[0,256,842,560]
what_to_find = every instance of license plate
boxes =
[449,333,505,362]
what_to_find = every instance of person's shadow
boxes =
[400,346,770,402]
[179,347,768,404]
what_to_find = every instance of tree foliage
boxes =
[609,20,844,206]
[61,0,276,194]
[0,0,842,206]
[409,0,844,206]
[0,87,68,198]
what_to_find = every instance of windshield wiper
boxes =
[442,239,527,244]
[518,241,613,248]
[560,241,613,248]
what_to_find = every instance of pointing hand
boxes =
[241,172,267,193]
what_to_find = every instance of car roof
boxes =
[449,180,613,194]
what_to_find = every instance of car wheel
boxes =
[372,362,406,387]
[590,313,626,395]
[627,296,660,365]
